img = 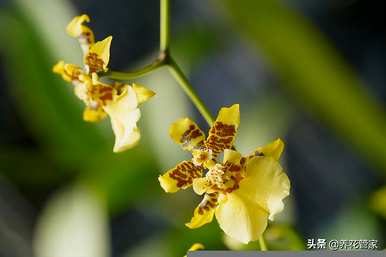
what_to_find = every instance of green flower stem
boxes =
[160,0,214,125]
[167,57,214,126]
[103,0,215,126]
[259,235,268,251]
[100,57,166,80]
[160,0,170,52]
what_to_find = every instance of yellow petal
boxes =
[192,149,214,168]
[158,161,204,193]
[248,138,285,161]
[188,243,204,251]
[83,107,107,122]
[223,149,242,164]
[85,36,112,73]
[215,191,268,244]
[103,86,141,152]
[205,104,239,157]
[186,193,218,229]
[132,83,156,105]
[215,104,240,125]
[183,243,204,257]
[53,61,83,82]
[66,14,90,38]
[192,177,210,195]
[169,118,206,152]
[66,14,95,53]
[237,157,290,221]
[53,60,65,74]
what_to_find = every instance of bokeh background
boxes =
[0,0,385,256]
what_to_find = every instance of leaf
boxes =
[33,185,110,257]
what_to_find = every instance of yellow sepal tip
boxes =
[52,60,65,74]
[66,14,91,38]
[132,83,156,104]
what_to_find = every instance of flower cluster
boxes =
[53,15,155,152]
[53,14,291,246]
[158,104,290,243]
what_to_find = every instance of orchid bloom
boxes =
[53,15,155,152]
[158,104,290,243]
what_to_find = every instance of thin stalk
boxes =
[160,0,170,52]
[104,0,215,128]
[259,235,268,251]
[101,58,165,80]
[167,57,214,126]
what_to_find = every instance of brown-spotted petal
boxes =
[53,61,84,83]
[247,138,284,161]
[158,161,204,193]
[205,104,239,157]
[169,118,206,152]
[185,193,219,229]
[84,36,112,73]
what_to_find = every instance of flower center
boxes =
[192,148,213,167]
[205,161,245,194]
[85,52,105,73]
[206,164,228,187]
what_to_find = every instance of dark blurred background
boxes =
[0,0,385,256]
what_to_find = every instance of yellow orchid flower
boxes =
[183,243,204,257]
[158,104,290,244]
[159,104,240,193]
[53,15,155,152]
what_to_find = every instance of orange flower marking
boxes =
[168,161,204,189]
[85,52,105,73]
[206,122,236,157]
[198,192,219,215]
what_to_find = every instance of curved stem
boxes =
[167,57,214,126]
[101,57,166,80]
[259,235,268,251]
[160,0,170,52]
[103,0,214,128]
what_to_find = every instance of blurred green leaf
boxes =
[219,0,386,175]
[265,224,305,250]
[370,186,386,219]
[237,95,294,154]
[124,237,168,257]
[0,148,68,186]
[15,0,81,63]
[34,184,110,257]
[223,224,304,251]
[163,221,225,256]
[172,24,223,68]
[140,70,191,170]
[83,145,159,214]
[322,203,380,241]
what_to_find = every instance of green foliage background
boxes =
[0,0,384,256]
